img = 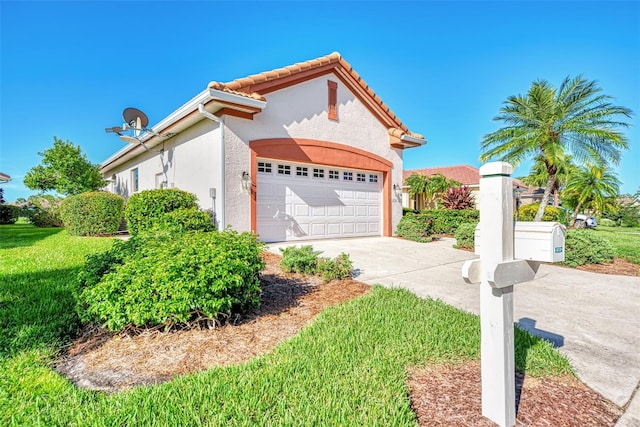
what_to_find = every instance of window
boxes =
[313,168,325,178]
[369,174,378,183]
[343,171,353,181]
[277,164,291,175]
[329,170,339,180]
[328,80,338,121]
[357,173,366,182]
[296,166,308,177]
[131,168,139,192]
[258,162,272,173]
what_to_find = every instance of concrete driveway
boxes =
[269,236,640,425]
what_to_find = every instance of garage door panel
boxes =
[327,205,341,216]
[356,223,368,233]
[327,223,341,234]
[257,160,382,242]
[342,223,354,234]
[294,204,309,216]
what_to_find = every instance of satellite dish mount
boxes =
[105,107,173,152]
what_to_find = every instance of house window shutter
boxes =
[328,80,338,121]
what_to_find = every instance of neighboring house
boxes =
[0,172,10,183]
[402,164,526,210]
[402,165,480,209]
[101,52,426,243]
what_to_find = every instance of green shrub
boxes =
[403,207,420,216]
[148,207,215,234]
[60,191,124,236]
[279,245,322,275]
[279,246,354,281]
[563,229,615,267]
[78,229,265,331]
[125,188,199,235]
[454,222,478,249]
[518,203,561,222]
[396,209,480,237]
[396,213,434,242]
[0,205,20,224]
[418,209,480,234]
[23,195,63,227]
[318,253,354,281]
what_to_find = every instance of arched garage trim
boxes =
[249,138,393,238]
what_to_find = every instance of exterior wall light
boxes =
[241,171,251,191]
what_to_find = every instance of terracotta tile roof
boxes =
[404,165,528,188]
[404,165,480,186]
[207,52,422,139]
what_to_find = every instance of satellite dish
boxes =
[122,107,149,137]
[119,135,140,145]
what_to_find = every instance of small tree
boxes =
[562,163,620,226]
[405,173,460,209]
[24,137,107,196]
[0,188,20,224]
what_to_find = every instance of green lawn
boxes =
[594,226,640,265]
[0,224,573,426]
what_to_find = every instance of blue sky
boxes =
[1,1,638,202]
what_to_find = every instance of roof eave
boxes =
[100,89,267,173]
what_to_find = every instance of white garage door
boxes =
[257,159,382,242]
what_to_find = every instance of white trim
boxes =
[400,134,427,146]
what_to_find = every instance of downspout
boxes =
[198,104,225,229]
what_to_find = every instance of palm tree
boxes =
[562,163,621,226]
[405,173,460,209]
[518,154,577,207]
[481,75,632,221]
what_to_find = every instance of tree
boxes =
[518,154,578,207]
[481,76,632,221]
[24,137,107,196]
[562,163,621,226]
[405,173,460,209]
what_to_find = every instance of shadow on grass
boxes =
[0,266,82,357]
[0,224,63,249]
[514,321,567,414]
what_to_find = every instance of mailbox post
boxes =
[461,161,565,427]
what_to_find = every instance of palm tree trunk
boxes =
[534,175,556,221]
[569,200,584,227]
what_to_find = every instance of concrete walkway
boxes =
[269,236,640,425]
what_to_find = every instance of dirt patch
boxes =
[408,362,622,426]
[56,251,624,425]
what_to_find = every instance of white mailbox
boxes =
[475,221,565,263]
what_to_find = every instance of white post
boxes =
[479,161,515,427]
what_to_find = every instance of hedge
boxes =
[60,191,124,236]
[124,188,199,235]
[77,229,265,331]
[562,229,615,267]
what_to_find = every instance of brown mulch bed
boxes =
[408,362,622,426]
[575,257,640,276]
[55,251,624,425]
